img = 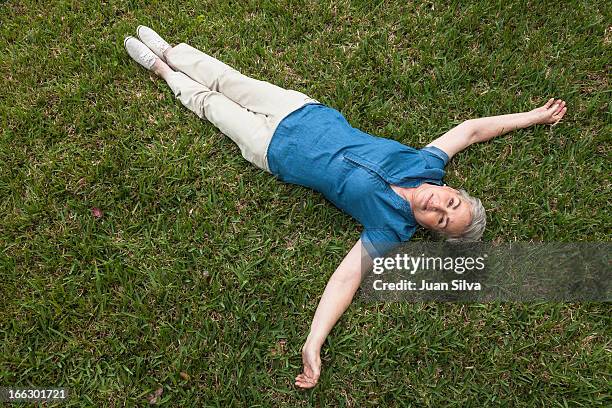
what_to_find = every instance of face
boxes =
[411,184,472,236]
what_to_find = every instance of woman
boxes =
[124,26,567,389]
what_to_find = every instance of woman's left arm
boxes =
[427,98,567,160]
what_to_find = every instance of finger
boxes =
[555,100,566,114]
[544,98,555,109]
[296,373,316,385]
[551,108,567,125]
[295,381,315,389]
[555,106,567,119]
[554,101,565,115]
[301,373,317,383]
[302,372,315,382]
[297,375,315,383]
[553,105,567,116]
[295,378,316,388]
[295,377,309,385]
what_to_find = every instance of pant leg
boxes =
[165,43,318,119]
[164,71,274,171]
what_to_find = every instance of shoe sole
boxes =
[136,25,144,39]
[123,35,135,50]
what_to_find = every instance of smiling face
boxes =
[411,184,473,236]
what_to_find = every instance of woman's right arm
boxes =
[295,238,372,389]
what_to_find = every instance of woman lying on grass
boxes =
[124,26,567,389]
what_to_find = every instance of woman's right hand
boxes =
[531,98,567,125]
[294,239,367,390]
[295,343,321,389]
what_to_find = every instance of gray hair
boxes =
[443,189,486,242]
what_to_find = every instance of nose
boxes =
[429,197,442,211]
[429,198,449,216]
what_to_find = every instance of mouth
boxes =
[421,192,433,210]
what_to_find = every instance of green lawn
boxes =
[1,0,610,406]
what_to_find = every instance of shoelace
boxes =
[151,39,170,56]
[139,50,156,67]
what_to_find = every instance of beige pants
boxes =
[163,43,318,172]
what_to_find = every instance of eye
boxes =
[448,198,454,208]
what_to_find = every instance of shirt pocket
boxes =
[342,152,393,185]
[339,153,402,229]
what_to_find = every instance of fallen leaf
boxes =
[179,371,190,381]
[91,207,103,218]
[147,387,163,405]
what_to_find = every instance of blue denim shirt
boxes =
[267,103,449,258]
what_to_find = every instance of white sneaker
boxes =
[137,25,171,61]
[124,36,157,71]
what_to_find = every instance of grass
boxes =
[1,0,610,406]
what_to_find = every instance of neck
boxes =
[392,185,418,206]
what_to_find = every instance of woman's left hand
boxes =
[531,98,567,125]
